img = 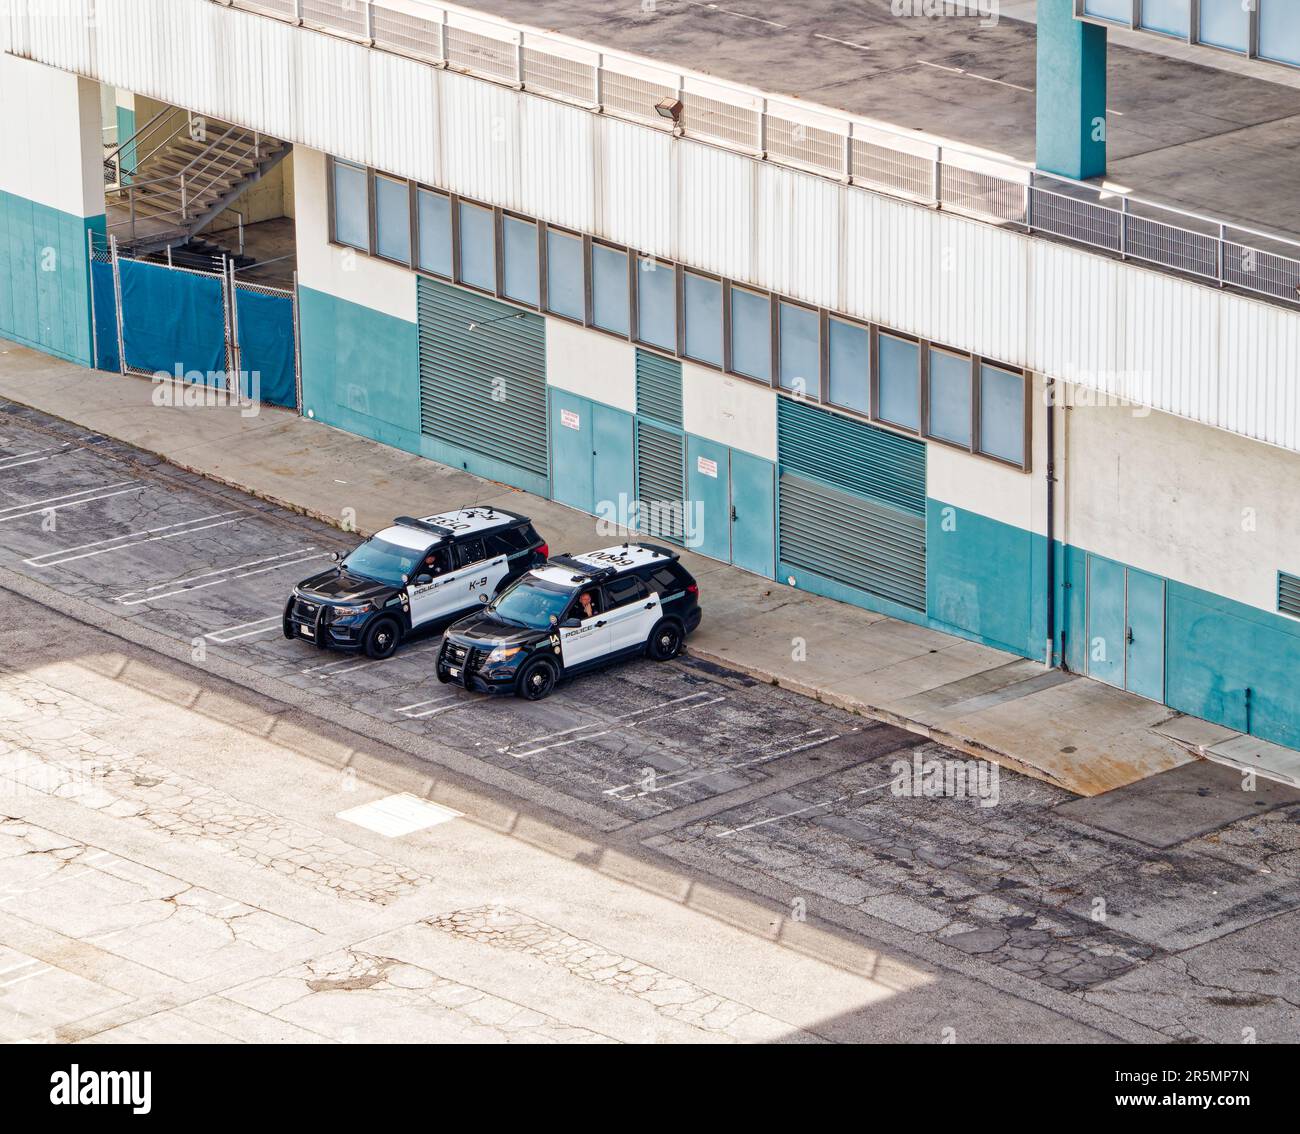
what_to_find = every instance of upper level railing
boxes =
[211,0,1300,306]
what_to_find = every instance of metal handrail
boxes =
[107,119,267,246]
[103,105,191,185]
[195,0,1296,304]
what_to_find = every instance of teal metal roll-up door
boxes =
[636,350,683,428]
[636,420,685,542]
[777,398,926,613]
[634,350,685,543]
[417,277,547,494]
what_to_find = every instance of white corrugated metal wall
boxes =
[6,0,1299,452]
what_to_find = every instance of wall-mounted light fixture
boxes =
[655,97,683,126]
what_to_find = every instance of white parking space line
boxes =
[0,964,51,989]
[604,729,840,798]
[505,691,723,758]
[716,778,895,838]
[0,481,142,522]
[0,441,75,470]
[114,549,324,605]
[401,697,469,718]
[204,615,281,643]
[24,511,242,567]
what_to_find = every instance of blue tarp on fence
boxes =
[90,259,119,372]
[119,258,226,380]
[235,286,296,407]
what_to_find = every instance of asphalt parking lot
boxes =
[2,398,1300,1043]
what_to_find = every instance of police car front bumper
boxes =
[284,595,369,650]
[436,639,519,694]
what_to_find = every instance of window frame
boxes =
[587,238,634,340]
[633,253,679,354]
[453,196,499,296]
[973,359,1032,471]
[725,282,776,386]
[825,311,872,416]
[923,345,976,453]
[499,209,542,310]
[414,183,454,280]
[871,328,924,436]
[679,267,725,371]
[775,297,822,402]
[327,156,371,254]
[540,222,586,325]
[372,171,414,268]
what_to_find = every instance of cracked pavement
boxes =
[0,401,1298,1043]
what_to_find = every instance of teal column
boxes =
[1036,0,1107,180]
[115,104,137,181]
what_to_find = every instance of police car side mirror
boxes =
[416,574,433,586]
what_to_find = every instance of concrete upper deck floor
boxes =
[461,0,1300,246]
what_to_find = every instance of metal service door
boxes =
[1085,554,1127,689]
[417,278,547,496]
[777,398,926,613]
[729,448,775,579]
[687,435,731,563]
[1124,568,1166,703]
[549,389,594,513]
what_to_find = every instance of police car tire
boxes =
[362,616,402,659]
[515,657,558,701]
[647,618,684,661]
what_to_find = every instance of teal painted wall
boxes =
[1166,584,1300,750]
[298,285,421,454]
[1036,0,1108,179]
[926,500,1048,659]
[115,105,137,180]
[0,191,99,366]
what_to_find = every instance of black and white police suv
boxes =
[282,507,548,659]
[435,542,702,700]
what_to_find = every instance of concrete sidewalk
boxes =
[0,338,1227,796]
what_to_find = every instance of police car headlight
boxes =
[486,645,522,665]
[333,602,372,618]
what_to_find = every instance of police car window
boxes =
[572,588,604,619]
[646,566,680,595]
[603,576,648,608]
[487,528,528,556]
[341,538,422,587]
[456,538,487,567]
[490,576,572,630]
[419,546,452,578]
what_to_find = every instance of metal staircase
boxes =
[104,107,290,254]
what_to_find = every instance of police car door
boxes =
[600,574,660,652]
[406,544,456,628]
[558,590,612,668]
[445,536,510,615]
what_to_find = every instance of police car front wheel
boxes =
[362,616,402,659]
[647,619,684,661]
[515,656,558,701]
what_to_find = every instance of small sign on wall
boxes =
[560,409,580,430]
[696,455,719,478]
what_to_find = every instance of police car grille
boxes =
[447,643,469,663]
[466,648,486,673]
[294,598,318,619]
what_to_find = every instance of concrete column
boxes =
[0,55,107,366]
[1036,0,1107,180]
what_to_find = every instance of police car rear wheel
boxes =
[647,619,684,661]
[362,617,401,659]
[515,657,557,701]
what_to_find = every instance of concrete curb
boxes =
[685,647,1071,792]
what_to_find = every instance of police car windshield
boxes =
[490,575,572,630]
[341,537,421,587]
